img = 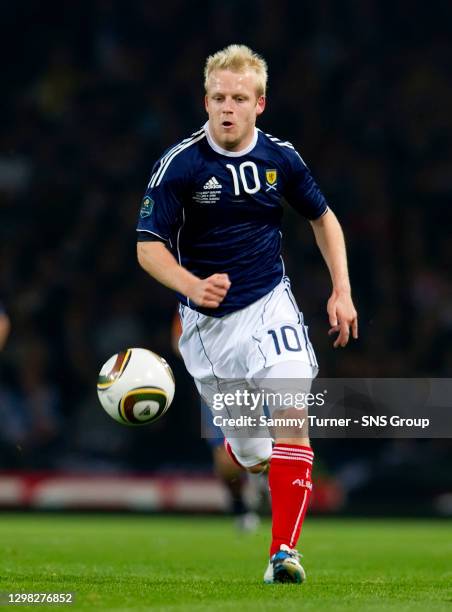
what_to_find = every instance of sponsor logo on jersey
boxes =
[140,196,154,218]
[193,176,222,204]
[203,176,222,190]
[265,169,278,192]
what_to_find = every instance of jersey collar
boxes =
[204,121,258,157]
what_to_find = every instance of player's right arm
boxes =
[137,146,230,308]
[137,241,230,309]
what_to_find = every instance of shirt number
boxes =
[268,326,302,355]
[226,162,261,195]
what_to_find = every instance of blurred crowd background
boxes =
[1,0,451,515]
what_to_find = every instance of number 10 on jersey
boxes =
[226,162,261,195]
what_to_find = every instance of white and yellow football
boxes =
[97,348,175,425]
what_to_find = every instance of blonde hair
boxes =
[204,44,268,97]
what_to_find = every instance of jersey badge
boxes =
[140,196,154,218]
[265,169,278,192]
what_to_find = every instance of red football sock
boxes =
[269,444,314,556]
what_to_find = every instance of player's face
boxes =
[205,69,266,151]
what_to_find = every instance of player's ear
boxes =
[204,95,209,113]
[256,95,266,116]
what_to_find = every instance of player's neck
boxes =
[204,121,258,157]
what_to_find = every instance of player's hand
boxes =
[327,289,358,348]
[189,273,231,308]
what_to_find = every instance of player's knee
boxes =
[228,438,272,472]
[272,406,309,438]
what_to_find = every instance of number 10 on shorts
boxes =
[268,325,302,355]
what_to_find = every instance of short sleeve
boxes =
[283,149,328,220]
[136,160,185,243]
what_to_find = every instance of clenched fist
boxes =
[188,273,231,308]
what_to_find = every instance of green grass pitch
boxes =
[0,514,450,611]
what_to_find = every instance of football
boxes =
[97,348,175,425]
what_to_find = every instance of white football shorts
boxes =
[178,276,319,468]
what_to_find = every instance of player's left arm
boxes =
[309,209,358,348]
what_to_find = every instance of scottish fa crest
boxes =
[265,169,277,192]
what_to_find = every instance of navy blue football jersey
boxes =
[137,123,328,317]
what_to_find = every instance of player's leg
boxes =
[246,279,318,583]
[201,400,260,531]
[258,362,315,583]
[223,438,269,474]
[257,360,315,583]
[223,435,272,474]
[212,444,260,531]
[179,291,308,577]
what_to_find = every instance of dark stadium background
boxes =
[0,0,451,516]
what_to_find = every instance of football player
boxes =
[137,45,357,583]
